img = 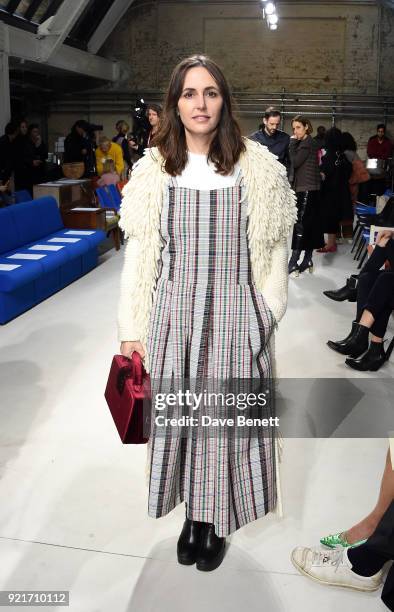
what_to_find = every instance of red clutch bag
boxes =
[104,352,150,444]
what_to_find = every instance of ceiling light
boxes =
[268,13,278,25]
[265,2,275,14]
[269,23,278,30]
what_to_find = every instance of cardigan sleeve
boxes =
[258,236,289,324]
[117,237,141,342]
[95,149,104,176]
[114,143,125,176]
[289,139,311,169]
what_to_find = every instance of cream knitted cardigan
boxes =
[117,139,297,372]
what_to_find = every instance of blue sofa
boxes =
[0,196,106,324]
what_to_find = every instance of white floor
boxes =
[0,242,392,611]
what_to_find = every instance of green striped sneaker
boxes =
[320,532,367,549]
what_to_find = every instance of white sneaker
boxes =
[291,546,383,592]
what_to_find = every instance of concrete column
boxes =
[0,52,11,135]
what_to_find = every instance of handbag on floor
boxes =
[104,352,150,444]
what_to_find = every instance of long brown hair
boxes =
[154,55,245,176]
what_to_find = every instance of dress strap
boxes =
[235,165,244,187]
[169,176,178,187]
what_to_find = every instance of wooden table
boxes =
[34,179,94,209]
[61,207,106,230]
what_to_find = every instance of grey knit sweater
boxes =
[289,135,321,192]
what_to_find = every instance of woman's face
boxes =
[20,121,28,136]
[177,66,223,139]
[292,121,308,140]
[100,141,111,154]
[148,109,159,127]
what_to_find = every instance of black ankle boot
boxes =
[298,257,314,274]
[345,337,394,371]
[177,518,204,565]
[326,321,357,353]
[196,523,226,572]
[323,276,358,302]
[288,250,300,276]
[327,322,369,357]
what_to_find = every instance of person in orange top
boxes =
[95,136,124,177]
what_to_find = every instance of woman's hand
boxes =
[376,230,394,248]
[120,341,145,360]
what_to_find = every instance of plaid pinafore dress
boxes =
[146,171,277,537]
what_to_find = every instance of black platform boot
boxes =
[345,337,394,371]
[196,524,226,572]
[298,250,314,274]
[177,517,205,565]
[288,250,301,277]
[327,322,369,357]
[323,275,358,302]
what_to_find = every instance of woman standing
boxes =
[112,120,132,173]
[146,103,162,147]
[118,55,296,571]
[318,127,353,253]
[288,115,324,276]
[342,131,370,206]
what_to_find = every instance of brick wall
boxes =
[47,2,394,154]
[100,1,394,95]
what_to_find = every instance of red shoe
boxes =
[316,245,337,253]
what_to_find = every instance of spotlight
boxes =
[269,23,278,30]
[265,1,275,14]
[268,13,278,25]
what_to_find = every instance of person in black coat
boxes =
[249,107,290,171]
[327,230,394,371]
[64,120,96,175]
[287,115,324,275]
[12,118,29,191]
[0,121,19,184]
[318,127,353,252]
[21,124,48,195]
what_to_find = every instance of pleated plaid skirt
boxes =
[146,174,277,536]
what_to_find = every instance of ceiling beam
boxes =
[0,22,129,82]
[88,0,136,54]
[36,0,91,62]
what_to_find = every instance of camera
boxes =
[131,99,150,149]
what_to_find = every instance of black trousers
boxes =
[357,270,394,338]
[291,190,325,251]
[350,500,394,610]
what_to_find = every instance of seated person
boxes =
[323,197,394,303]
[292,479,394,610]
[327,230,394,372]
[97,159,120,187]
[95,136,124,177]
